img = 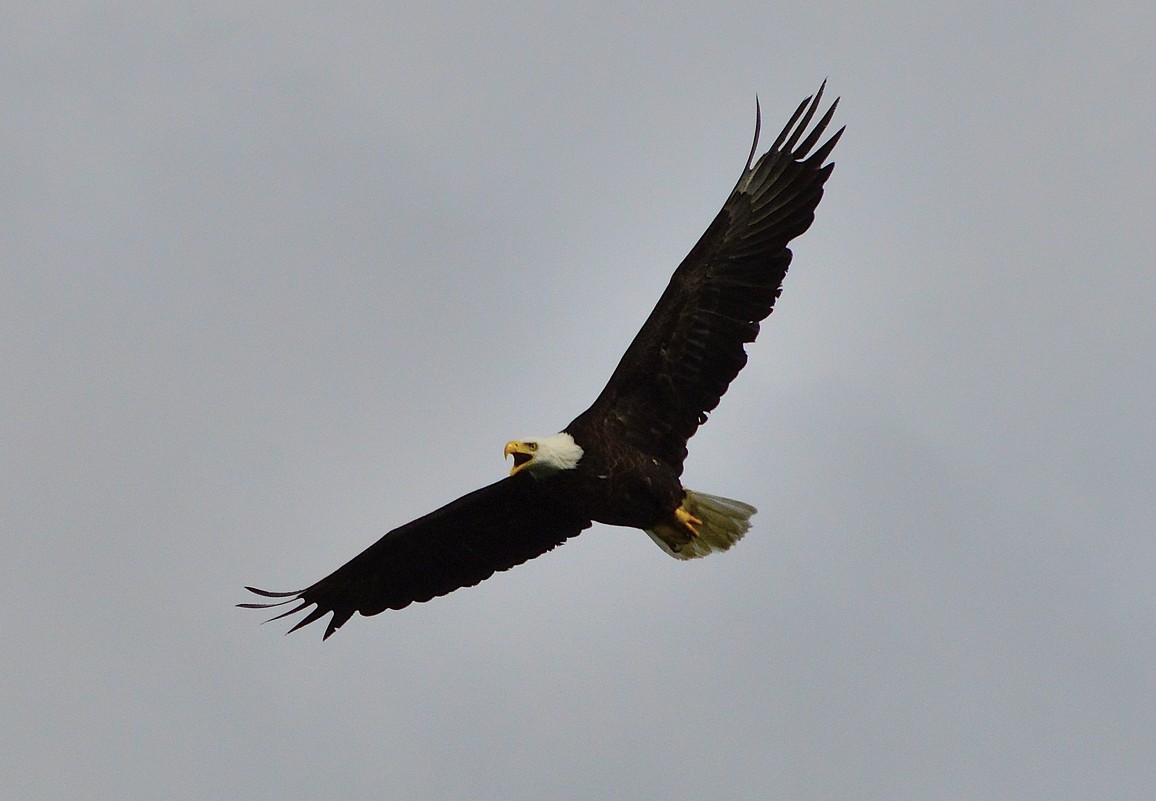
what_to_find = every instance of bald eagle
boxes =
[241,85,842,638]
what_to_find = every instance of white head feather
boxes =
[505,432,584,477]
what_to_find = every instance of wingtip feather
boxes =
[243,585,302,598]
[745,96,762,172]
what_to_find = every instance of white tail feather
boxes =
[645,490,757,560]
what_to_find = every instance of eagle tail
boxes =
[646,490,756,560]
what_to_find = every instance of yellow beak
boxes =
[504,441,534,476]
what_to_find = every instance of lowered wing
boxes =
[241,474,591,638]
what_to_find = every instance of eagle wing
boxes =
[568,84,842,469]
[241,474,591,638]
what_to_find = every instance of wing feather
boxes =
[569,84,843,468]
[240,474,591,638]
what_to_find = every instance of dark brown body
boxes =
[562,421,685,531]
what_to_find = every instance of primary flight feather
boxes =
[241,84,843,638]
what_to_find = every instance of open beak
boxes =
[504,441,534,476]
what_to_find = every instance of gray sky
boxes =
[4,3,1154,799]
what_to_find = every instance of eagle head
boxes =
[504,432,584,477]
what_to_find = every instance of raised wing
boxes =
[569,84,842,469]
[240,474,591,638]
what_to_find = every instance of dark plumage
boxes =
[241,85,843,638]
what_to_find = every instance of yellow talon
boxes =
[675,506,703,537]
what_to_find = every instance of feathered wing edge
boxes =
[239,475,592,639]
[729,81,843,247]
[237,587,323,634]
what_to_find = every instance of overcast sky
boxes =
[4,3,1155,800]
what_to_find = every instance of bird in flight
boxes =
[242,84,842,638]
